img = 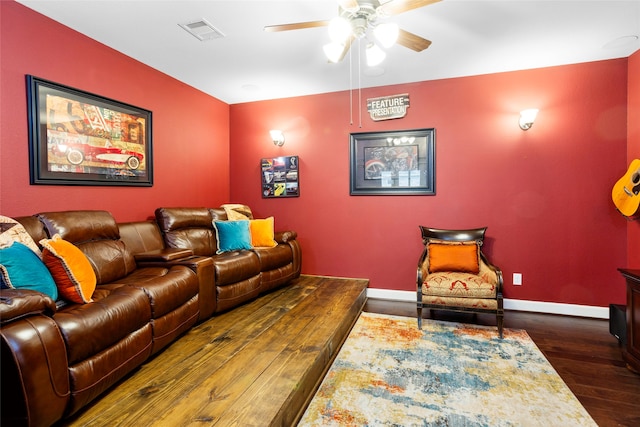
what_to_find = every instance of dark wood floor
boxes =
[364,298,640,427]
[62,276,640,426]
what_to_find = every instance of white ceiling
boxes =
[16,0,640,104]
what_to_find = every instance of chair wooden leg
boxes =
[497,313,504,339]
[417,305,422,329]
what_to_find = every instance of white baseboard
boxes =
[366,288,610,319]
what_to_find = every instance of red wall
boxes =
[230,60,629,307]
[0,1,230,222]
[627,50,640,267]
[1,1,633,308]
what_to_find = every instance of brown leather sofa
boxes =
[155,207,302,313]
[0,207,301,427]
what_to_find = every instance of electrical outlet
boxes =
[513,273,522,286]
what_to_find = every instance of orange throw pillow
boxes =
[40,234,96,303]
[428,242,479,274]
[249,217,277,248]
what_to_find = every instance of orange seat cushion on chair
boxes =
[428,242,479,274]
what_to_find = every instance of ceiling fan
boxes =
[264,0,440,65]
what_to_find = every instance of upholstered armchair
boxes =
[417,226,504,338]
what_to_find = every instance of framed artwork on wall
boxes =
[349,128,435,195]
[26,75,153,186]
[261,155,299,198]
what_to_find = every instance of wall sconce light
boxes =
[270,130,285,146]
[519,109,539,130]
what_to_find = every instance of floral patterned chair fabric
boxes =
[417,226,504,338]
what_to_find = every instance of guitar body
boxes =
[612,158,640,217]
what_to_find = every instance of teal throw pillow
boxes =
[213,220,253,254]
[0,241,58,300]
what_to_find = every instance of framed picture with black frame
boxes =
[26,75,153,186]
[261,155,299,198]
[350,128,435,195]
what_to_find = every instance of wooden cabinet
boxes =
[619,268,640,373]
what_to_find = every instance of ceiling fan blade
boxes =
[337,0,360,11]
[334,35,355,62]
[378,0,441,16]
[396,29,432,52]
[264,20,329,32]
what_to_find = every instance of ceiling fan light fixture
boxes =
[324,41,345,63]
[374,22,399,48]
[366,42,386,66]
[328,16,352,43]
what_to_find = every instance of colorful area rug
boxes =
[298,312,596,426]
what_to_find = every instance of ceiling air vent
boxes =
[179,19,225,41]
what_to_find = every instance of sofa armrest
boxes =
[174,256,215,321]
[134,248,194,262]
[275,230,297,243]
[0,289,56,325]
[1,293,69,426]
[134,256,216,322]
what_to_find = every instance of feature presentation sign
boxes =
[366,94,410,121]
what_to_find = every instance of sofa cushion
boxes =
[67,323,152,416]
[253,244,293,271]
[38,211,119,244]
[210,207,228,221]
[40,235,96,304]
[222,204,253,221]
[428,241,479,274]
[54,284,151,365]
[155,207,217,256]
[0,215,42,256]
[216,275,261,313]
[213,220,252,254]
[250,217,277,248]
[113,265,199,353]
[115,266,199,318]
[118,221,166,254]
[212,250,261,286]
[0,242,58,300]
[168,228,216,257]
[38,211,137,284]
[156,207,213,230]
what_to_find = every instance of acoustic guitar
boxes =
[612,159,640,218]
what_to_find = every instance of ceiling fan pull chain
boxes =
[358,38,362,128]
[349,39,353,126]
